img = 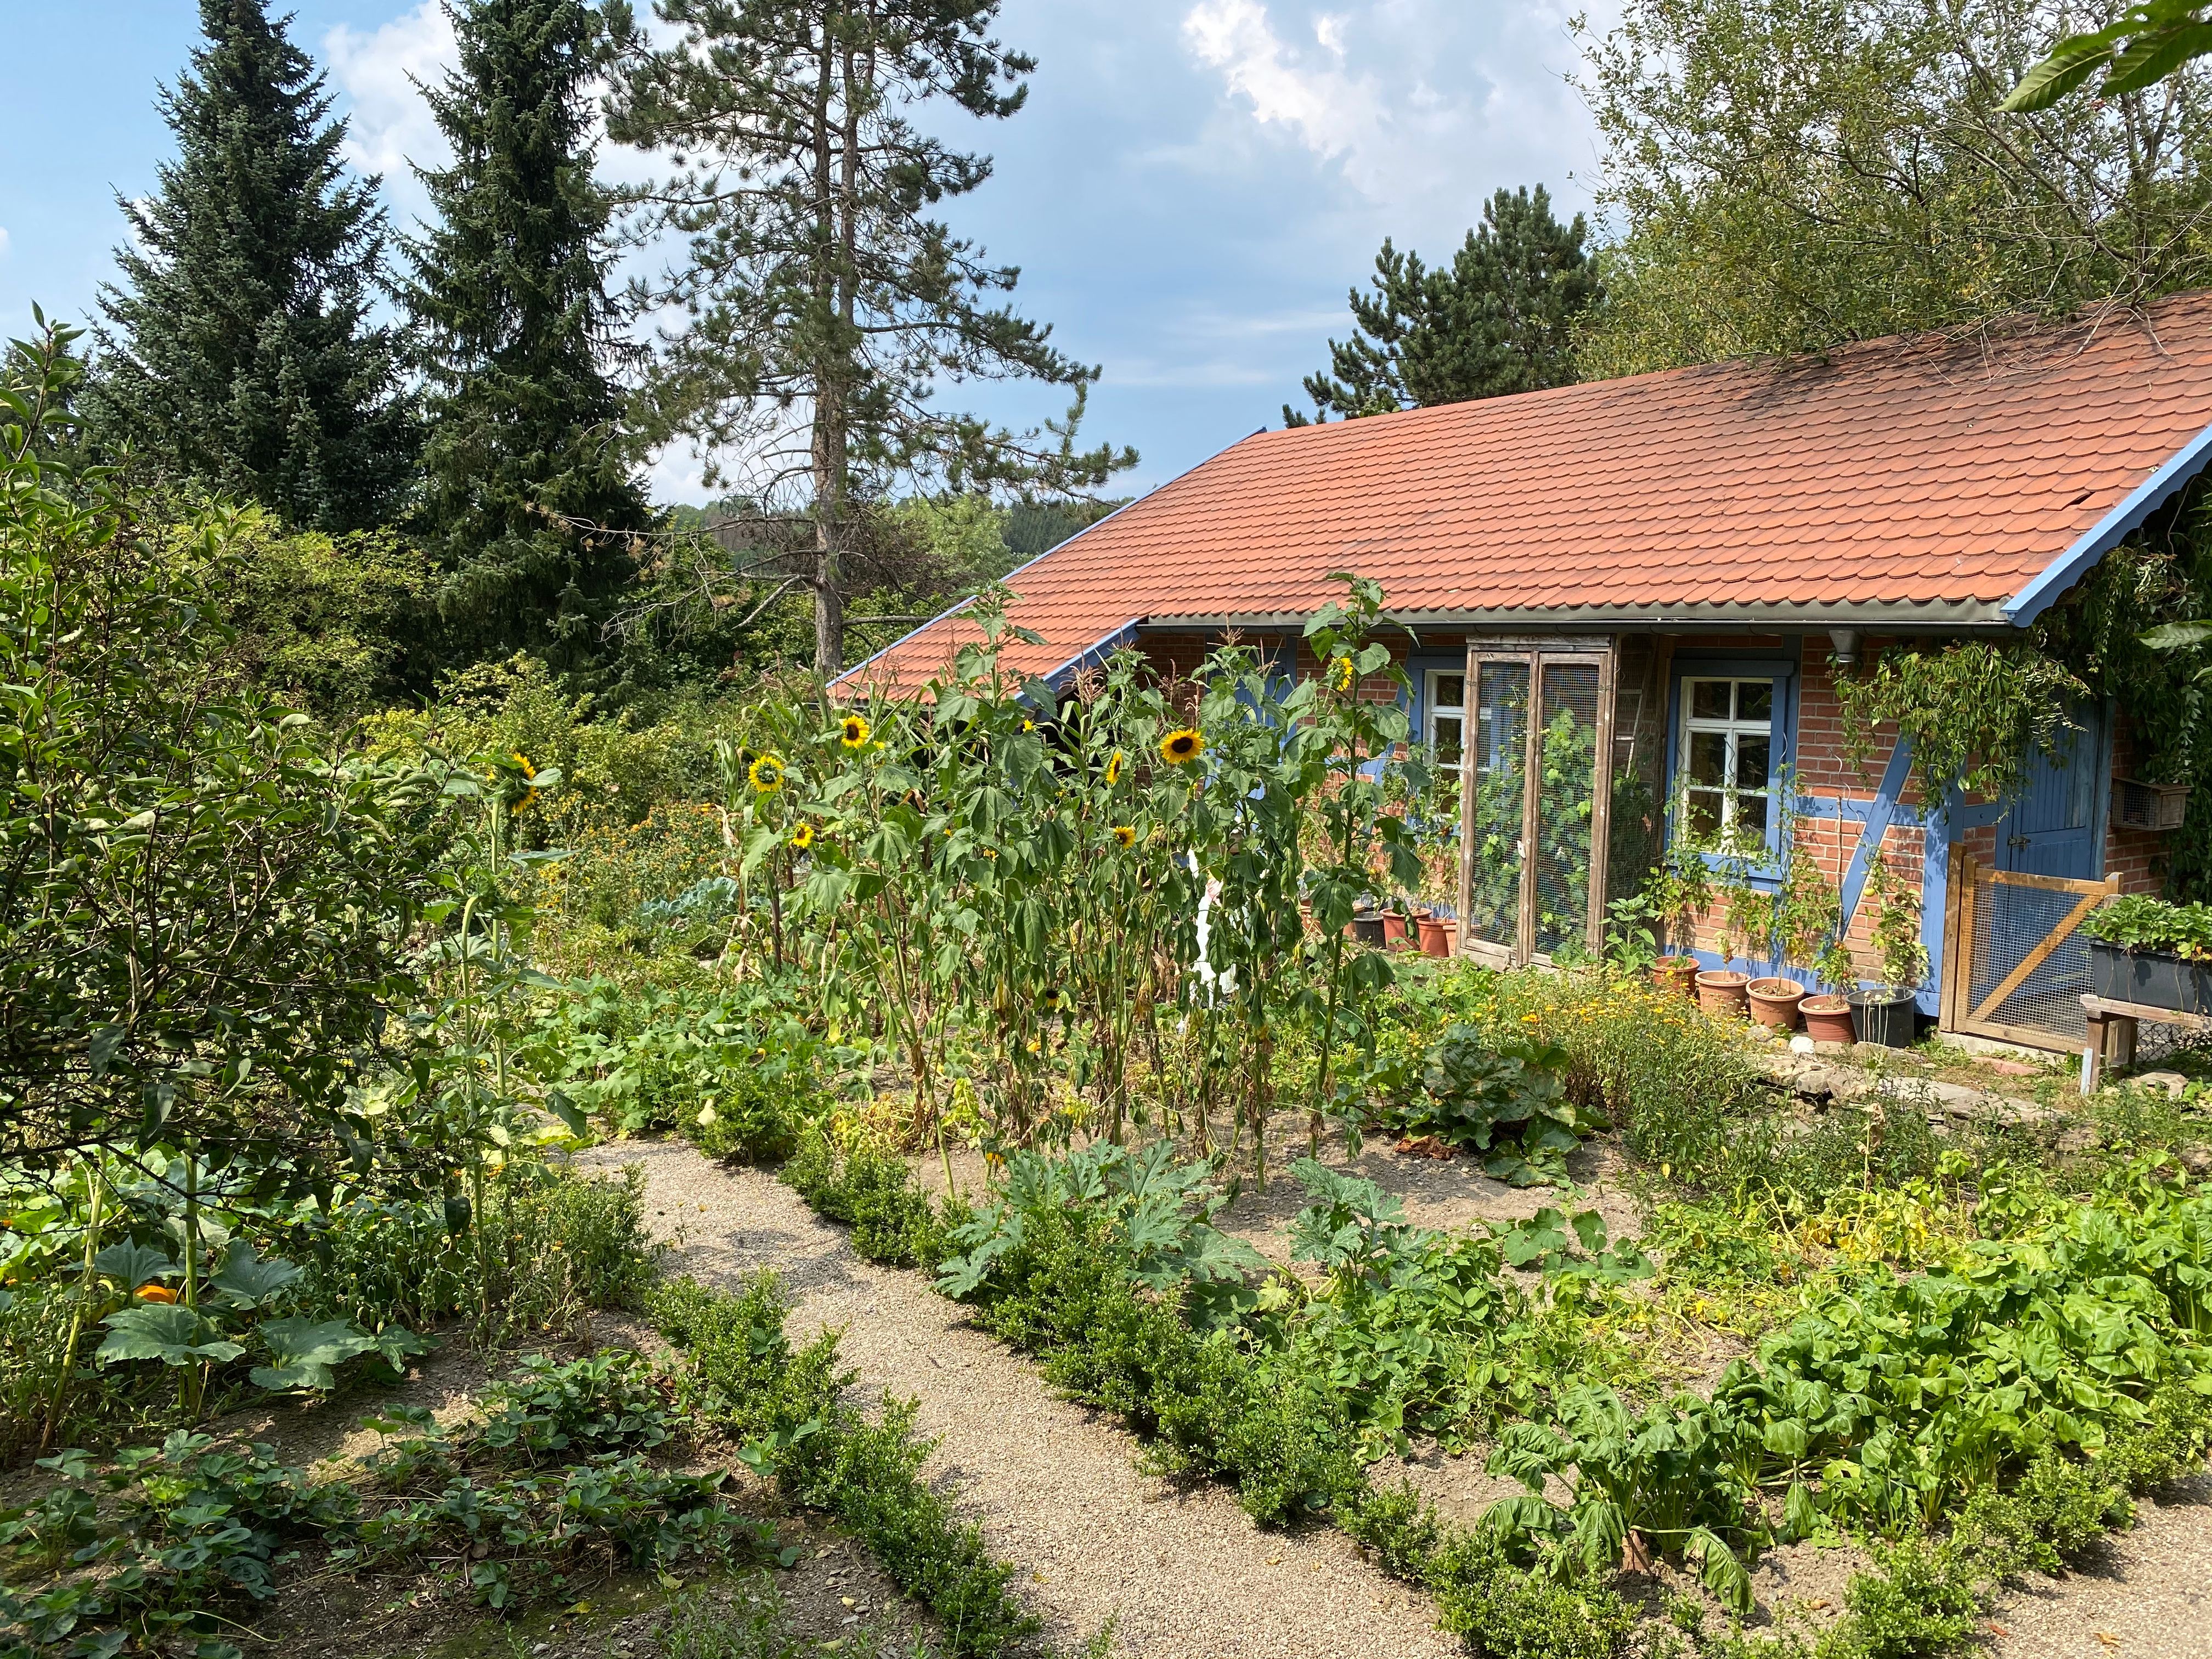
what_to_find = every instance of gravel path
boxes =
[591,1138,1458,1659]
[1992,1475,2212,1659]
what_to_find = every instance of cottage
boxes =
[838,295,2212,1056]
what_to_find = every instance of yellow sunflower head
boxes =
[1111,825,1136,849]
[1104,752,1124,786]
[789,822,815,850]
[1161,727,1204,765]
[512,750,537,780]
[748,753,785,793]
[1332,655,1355,692]
[839,714,870,749]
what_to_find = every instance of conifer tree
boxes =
[1286,186,1600,425]
[405,0,649,672]
[607,0,1135,676]
[91,0,414,531]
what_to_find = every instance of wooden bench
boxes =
[2079,994,2212,1092]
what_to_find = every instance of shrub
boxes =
[782,1127,951,1268]
[1959,1447,2131,1575]
[2101,1381,2212,1492]
[1839,1536,1986,1659]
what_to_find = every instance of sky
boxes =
[0,0,1612,501]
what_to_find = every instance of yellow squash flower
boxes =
[1160,727,1203,764]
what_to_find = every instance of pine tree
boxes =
[607,0,1136,676]
[405,0,650,672]
[91,0,414,531]
[1286,186,1601,425]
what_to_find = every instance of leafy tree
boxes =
[605,0,1136,675]
[1576,0,2212,378]
[88,0,414,531]
[2007,0,2212,110]
[404,0,650,674]
[1285,187,1598,426]
[2,318,431,1193]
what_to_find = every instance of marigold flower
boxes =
[748,753,785,793]
[135,1283,177,1303]
[1112,825,1137,848]
[1104,752,1124,786]
[1161,728,1203,765]
[790,822,815,850]
[839,714,870,749]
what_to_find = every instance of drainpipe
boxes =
[1827,629,1861,675]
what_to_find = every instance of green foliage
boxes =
[1958,1445,2131,1574]
[782,1129,951,1269]
[2080,893,2212,958]
[1576,0,2212,379]
[404,0,650,677]
[2,321,435,1188]
[605,0,1135,673]
[1838,1534,1987,1659]
[87,0,414,529]
[1834,642,2088,814]
[1402,1029,1595,1184]
[2005,0,2212,109]
[1286,185,1599,425]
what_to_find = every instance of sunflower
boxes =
[1104,751,1124,786]
[839,714,870,749]
[1332,655,1355,692]
[1161,727,1204,764]
[789,822,815,850]
[748,753,785,793]
[512,750,537,780]
[1111,825,1136,848]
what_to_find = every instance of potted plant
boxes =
[2080,894,2212,1011]
[1748,823,1835,1032]
[1415,903,1455,958]
[1802,940,1861,1045]
[1646,852,1711,999]
[1848,854,1926,1047]
[1695,853,1763,1018]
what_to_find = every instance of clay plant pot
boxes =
[1801,994,1857,1045]
[1695,968,1751,1018]
[1351,915,1387,949]
[1746,977,1806,1031]
[1417,913,1454,958]
[1650,957,1700,1000]
[1382,911,1414,950]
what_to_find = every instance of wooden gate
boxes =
[1939,844,2118,1052]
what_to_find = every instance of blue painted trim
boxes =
[1040,620,1142,686]
[2003,419,2212,625]
[1838,738,1915,929]
[1662,654,1799,878]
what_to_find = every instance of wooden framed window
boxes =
[1425,669,1466,775]
[1457,641,1617,966]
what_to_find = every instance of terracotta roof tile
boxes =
[843,300,2212,687]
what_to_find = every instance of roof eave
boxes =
[1136,599,2023,634]
[2004,417,2212,626]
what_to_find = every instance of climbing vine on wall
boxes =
[1833,641,2085,810]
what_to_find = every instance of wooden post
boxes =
[1585,646,1620,958]
[1939,840,1967,1034]
[1457,641,1479,959]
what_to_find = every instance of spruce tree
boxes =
[1286,185,1600,425]
[405,0,649,672]
[91,0,414,531]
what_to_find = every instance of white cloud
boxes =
[324,2,458,217]
[1182,0,1384,177]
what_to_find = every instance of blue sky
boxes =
[0,0,1610,501]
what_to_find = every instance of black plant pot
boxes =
[1351,915,1387,949]
[2089,940,2201,1011]
[1847,986,1918,1048]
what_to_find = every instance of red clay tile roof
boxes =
[840,295,2212,690]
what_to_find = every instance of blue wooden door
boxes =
[1993,704,2105,879]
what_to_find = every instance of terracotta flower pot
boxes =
[1650,957,1699,1000]
[1382,911,1413,950]
[1801,994,1856,1045]
[1695,968,1751,1018]
[1746,977,1806,1031]
[1417,914,1454,958]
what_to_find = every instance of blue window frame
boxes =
[1665,655,1797,877]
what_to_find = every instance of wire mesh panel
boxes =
[1533,662,1602,958]
[1963,874,2097,1043]
[1465,661,1529,951]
